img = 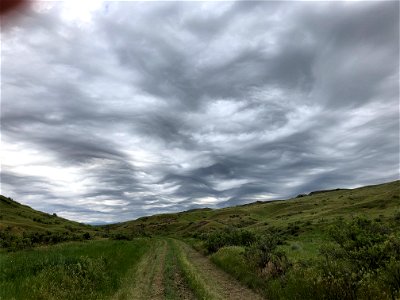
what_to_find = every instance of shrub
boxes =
[0,228,96,251]
[285,223,301,236]
[202,228,257,253]
[316,217,400,299]
[245,233,290,279]
[323,217,394,271]
[111,233,133,241]
[83,232,91,240]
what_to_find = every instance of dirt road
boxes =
[113,238,263,300]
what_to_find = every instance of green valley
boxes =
[1,180,399,299]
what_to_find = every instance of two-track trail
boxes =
[171,239,263,300]
[112,239,168,300]
[113,238,264,300]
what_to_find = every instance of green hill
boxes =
[105,180,400,239]
[0,195,83,231]
[1,181,399,299]
[2,180,399,246]
[0,195,98,250]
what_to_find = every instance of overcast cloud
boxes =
[1,1,399,223]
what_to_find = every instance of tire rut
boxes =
[174,239,264,300]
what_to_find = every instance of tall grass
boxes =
[172,239,222,300]
[0,239,151,300]
[210,246,264,292]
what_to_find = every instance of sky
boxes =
[1,1,399,224]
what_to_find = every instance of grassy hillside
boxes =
[1,181,399,299]
[0,195,99,250]
[101,180,400,299]
[0,195,87,232]
[3,181,398,241]
[2,181,398,252]
[105,180,400,239]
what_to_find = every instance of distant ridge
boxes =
[103,180,400,237]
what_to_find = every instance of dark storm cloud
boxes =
[102,2,315,106]
[1,1,398,223]
[301,1,399,107]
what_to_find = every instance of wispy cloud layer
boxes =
[1,1,399,223]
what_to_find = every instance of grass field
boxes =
[0,239,151,299]
[1,180,399,299]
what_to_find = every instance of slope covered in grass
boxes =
[0,195,88,232]
[1,181,399,299]
[106,180,400,238]
[0,195,99,250]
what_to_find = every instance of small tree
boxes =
[83,232,91,240]
[245,233,289,279]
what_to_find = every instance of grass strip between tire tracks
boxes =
[171,239,223,300]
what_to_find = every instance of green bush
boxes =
[313,216,400,299]
[83,232,91,240]
[110,232,139,240]
[322,217,398,271]
[245,233,290,279]
[0,229,97,251]
[202,228,257,253]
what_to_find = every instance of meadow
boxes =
[0,239,151,299]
